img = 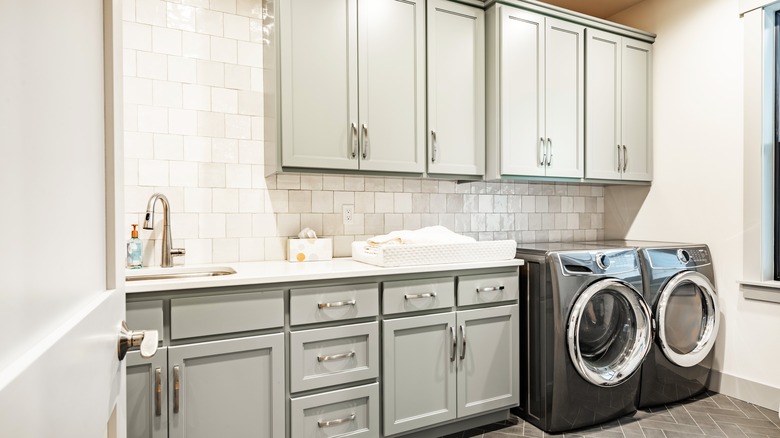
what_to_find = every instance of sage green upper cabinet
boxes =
[486,5,584,179]
[585,29,653,181]
[427,0,485,177]
[279,0,426,173]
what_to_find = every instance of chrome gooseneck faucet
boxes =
[143,193,185,267]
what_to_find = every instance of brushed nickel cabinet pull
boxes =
[459,325,466,361]
[404,292,437,300]
[623,145,628,172]
[476,285,505,293]
[362,124,369,159]
[450,326,457,362]
[318,413,356,428]
[431,130,438,162]
[539,137,546,166]
[317,299,356,309]
[617,145,622,172]
[350,123,358,158]
[155,367,162,417]
[317,351,355,362]
[173,365,180,414]
[546,138,553,166]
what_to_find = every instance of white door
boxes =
[0,0,127,436]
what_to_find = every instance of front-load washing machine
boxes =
[595,241,720,408]
[514,243,654,433]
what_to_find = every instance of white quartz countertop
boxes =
[125,258,524,293]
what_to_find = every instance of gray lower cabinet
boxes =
[456,305,520,417]
[167,333,285,438]
[127,349,168,438]
[383,305,519,436]
[383,312,458,436]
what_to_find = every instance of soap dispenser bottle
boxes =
[127,224,143,269]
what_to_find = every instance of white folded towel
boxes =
[367,226,475,247]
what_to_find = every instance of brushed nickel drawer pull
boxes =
[450,326,456,362]
[155,367,162,417]
[476,286,505,293]
[404,292,437,300]
[317,299,356,309]
[317,351,355,362]
[173,365,180,414]
[318,413,356,428]
[431,130,438,162]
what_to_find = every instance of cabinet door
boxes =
[456,305,519,418]
[280,0,359,170]
[621,38,653,181]
[127,349,168,438]
[167,334,285,438]
[544,18,584,178]
[497,6,545,177]
[358,0,425,173]
[585,28,622,180]
[427,0,485,176]
[383,312,457,435]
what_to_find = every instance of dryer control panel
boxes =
[646,246,711,269]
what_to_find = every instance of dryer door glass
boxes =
[657,271,719,367]
[567,279,653,387]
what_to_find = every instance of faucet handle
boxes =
[171,248,186,257]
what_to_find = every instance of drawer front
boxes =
[383,277,455,315]
[290,322,379,393]
[127,300,164,342]
[290,283,378,326]
[290,383,379,438]
[457,271,519,306]
[170,290,283,339]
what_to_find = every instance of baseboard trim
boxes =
[708,370,780,412]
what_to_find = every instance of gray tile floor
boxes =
[443,392,780,438]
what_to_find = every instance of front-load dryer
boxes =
[514,243,653,433]
[596,241,720,408]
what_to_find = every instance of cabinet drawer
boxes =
[383,277,455,315]
[290,383,379,438]
[457,271,519,306]
[127,300,164,342]
[290,322,379,393]
[290,283,378,326]
[170,290,283,339]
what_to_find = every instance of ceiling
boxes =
[537,0,645,19]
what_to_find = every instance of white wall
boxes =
[607,0,780,407]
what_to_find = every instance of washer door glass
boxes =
[657,271,719,367]
[567,279,653,387]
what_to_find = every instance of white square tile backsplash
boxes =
[122,0,604,266]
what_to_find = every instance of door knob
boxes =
[118,321,159,361]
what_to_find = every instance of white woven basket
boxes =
[351,240,517,267]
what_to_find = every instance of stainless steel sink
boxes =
[126,267,236,282]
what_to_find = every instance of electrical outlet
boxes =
[343,204,354,225]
